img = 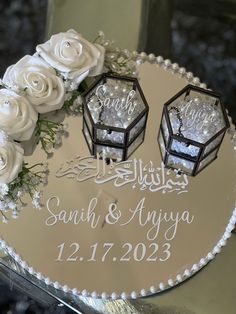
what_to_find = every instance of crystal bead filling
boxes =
[128,115,146,143]
[96,145,123,161]
[82,74,149,161]
[158,84,230,176]
[168,93,225,144]
[86,78,144,129]
[127,131,145,158]
[171,139,200,157]
[203,133,224,156]
[96,129,124,145]
[167,154,194,174]
[198,148,218,171]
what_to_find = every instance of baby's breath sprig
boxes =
[94,31,137,77]
[9,163,48,198]
[0,79,8,90]
[36,117,66,156]
[63,90,82,115]
[0,162,49,223]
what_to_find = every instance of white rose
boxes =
[0,133,24,184]
[0,89,38,141]
[3,55,65,114]
[36,29,105,86]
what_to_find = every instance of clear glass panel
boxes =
[127,131,144,158]
[83,122,93,152]
[170,139,200,158]
[198,148,218,172]
[203,133,224,156]
[189,90,217,107]
[83,110,93,135]
[85,81,104,104]
[128,114,146,143]
[95,145,123,162]
[86,77,146,129]
[162,114,169,145]
[168,89,226,144]
[158,130,166,159]
[166,154,195,175]
[96,128,125,145]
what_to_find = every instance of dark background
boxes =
[0,0,235,313]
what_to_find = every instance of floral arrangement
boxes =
[0,29,137,222]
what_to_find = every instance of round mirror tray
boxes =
[1,61,235,299]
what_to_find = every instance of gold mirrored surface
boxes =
[0,62,235,296]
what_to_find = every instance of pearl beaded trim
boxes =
[0,50,235,300]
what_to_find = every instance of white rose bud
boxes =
[0,135,24,184]
[3,55,65,114]
[0,89,38,141]
[36,29,105,87]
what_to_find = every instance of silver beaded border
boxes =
[0,51,235,300]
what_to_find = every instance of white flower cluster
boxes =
[32,191,43,210]
[0,162,49,223]
[0,29,105,221]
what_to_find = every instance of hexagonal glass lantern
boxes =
[158,84,230,176]
[82,74,149,161]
